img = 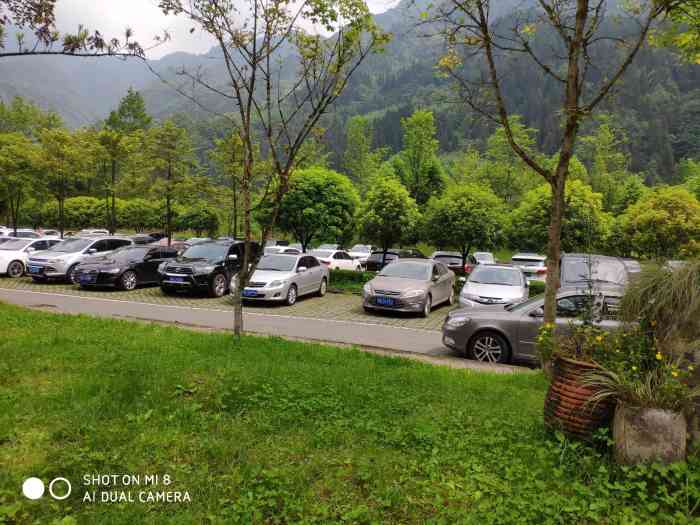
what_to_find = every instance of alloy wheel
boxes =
[422,295,432,317]
[7,261,24,278]
[121,271,137,291]
[472,335,503,363]
[213,274,226,297]
[286,285,297,305]
[318,278,327,297]
[68,265,79,284]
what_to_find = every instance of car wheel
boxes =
[468,331,511,364]
[120,270,138,291]
[7,260,24,278]
[317,278,327,297]
[66,264,79,284]
[209,273,227,298]
[421,295,432,318]
[285,284,298,306]
[448,288,455,306]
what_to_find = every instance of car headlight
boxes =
[403,289,426,299]
[158,262,168,274]
[104,267,121,274]
[445,315,471,328]
[268,280,286,288]
[194,265,215,275]
[363,283,373,296]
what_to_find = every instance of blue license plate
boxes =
[377,296,395,306]
[243,289,257,297]
[28,266,42,274]
[170,277,185,283]
[80,276,96,284]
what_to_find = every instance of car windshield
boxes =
[0,239,32,251]
[112,247,150,260]
[257,254,297,272]
[378,261,431,280]
[469,267,522,286]
[512,257,545,267]
[474,252,495,263]
[49,238,93,253]
[350,245,371,253]
[310,250,334,258]
[562,259,627,285]
[506,295,544,312]
[181,243,228,261]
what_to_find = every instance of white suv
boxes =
[27,236,133,283]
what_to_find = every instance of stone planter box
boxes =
[613,404,687,465]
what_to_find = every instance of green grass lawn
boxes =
[0,303,698,524]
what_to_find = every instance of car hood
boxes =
[463,282,524,300]
[250,269,296,282]
[369,275,428,292]
[29,250,77,260]
[168,257,217,267]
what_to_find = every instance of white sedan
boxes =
[309,249,363,271]
[348,244,373,265]
[0,238,62,277]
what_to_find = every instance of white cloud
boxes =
[53,0,400,59]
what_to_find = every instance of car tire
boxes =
[7,260,24,278]
[448,288,455,306]
[421,295,432,318]
[468,331,511,364]
[209,273,227,298]
[66,264,79,284]
[120,270,138,291]
[317,278,327,297]
[285,284,298,306]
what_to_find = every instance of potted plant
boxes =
[582,260,700,464]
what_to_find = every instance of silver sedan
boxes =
[363,259,455,317]
[241,253,329,305]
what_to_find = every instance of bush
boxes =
[329,269,374,294]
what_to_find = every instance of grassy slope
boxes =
[0,303,697,524]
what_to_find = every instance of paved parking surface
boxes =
[0,277,454,331]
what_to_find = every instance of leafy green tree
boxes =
[343,115,384,188]
[276,168,359,252]
[0,132,42,234]
[210,133,244,238]
[0,97,62,138]
[395,109,446,205]
[145,120,194,245]
[507,180,612,253]
[118,198,161,232]
[105,88,152,134]
[680,158,700,200]
[357,177,420,266]
[96,129,134,234]
[177,205,220,237]
[619,186,700,259]
[423,183,505,267]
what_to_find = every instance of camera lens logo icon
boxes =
[22,477,71,500]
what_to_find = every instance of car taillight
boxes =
[321,260,330,265]
[464,264,474,273]
[536,268,547,274]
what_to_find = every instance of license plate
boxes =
[243,289,257,297]
[28,266,42,274]
[80,275,96,284]
[377,296,395,306]
[170,277,185,283]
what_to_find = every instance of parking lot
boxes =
[0,277,453,331]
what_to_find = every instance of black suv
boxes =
[159,240,260,297]
[364,248,425,272]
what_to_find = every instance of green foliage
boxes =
[343,115,383,188]
[40,196,107,230]
[104,88,152,134]
[619,186,700,259]
[118,198,161,232]
[328,268,374,293]
[0,96,62,138]
[177,205,220,237]
[507,180,612,253]
[423,183,504,263]
[275,167,359,251]
[0,132,42,230]
[357,176,420,252]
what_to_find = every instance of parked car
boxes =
[3,228,41,239]
[0,238,62,278]
[459,264,529,308]
[348,244,373,264]
[78,229,110,237]
[310,249,362,271]
[38,229,60,237]
[560,254,629,288]
[511,253,547,281]
[130,234,156,245]
[186,237,212,246]
[159,240,260,297]
[242,253,329,305]
[317,243,341,251]
[463,252,497,274]
[363,259,455,317]
[364,248,426,272]
[27,236,134,283]
[0,237,18,246]
[442,285,623,364]
[265,239,290,247]
[150,238,189,253]
[622,258,642,276]
[148,232,167,241]
[264,246,301,255]
[74,245,178,290]
[431,251,465,273]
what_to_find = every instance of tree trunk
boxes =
[543,177,565,323]
[166,161,172,247]
[110,159,117,234]
[58,196,65,239]
[10,193,20,237]
[233,159,253,337]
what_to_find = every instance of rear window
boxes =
[368,252,397,261]
[562,259,627,286]
[434,255,462,265]
[512,258,545,267]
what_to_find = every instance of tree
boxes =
[0,97,61,137]
[0,132,41,234]
[210,132,244,238]
[177,205,220,237]
[118,198,160,232]
[619,186,700,259]
[145,120,194,245]
[276,168,359,253]
[680,159,700,200]
[423,183,504,267]
[96,130,132,234]
[434,0,676,323]
[38,128,89,237]
[159,0,388,335]
[506,180,612,254]
[394,109,445,205]
[357,177,420,267]
[105,89,152,134]
[343,115,383,188]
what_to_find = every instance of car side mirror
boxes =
[432,275,439,282]
[26,247,36,252]
[297,266,307,273]
[228,254,238,261]
[86,248,97,254]
[529,307,544,318]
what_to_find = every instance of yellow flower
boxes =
[672,371,679,378]
[656,352,663,361]
[595,336,603,343]
[632,366,637,371]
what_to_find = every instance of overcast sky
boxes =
[54,0,400,59]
